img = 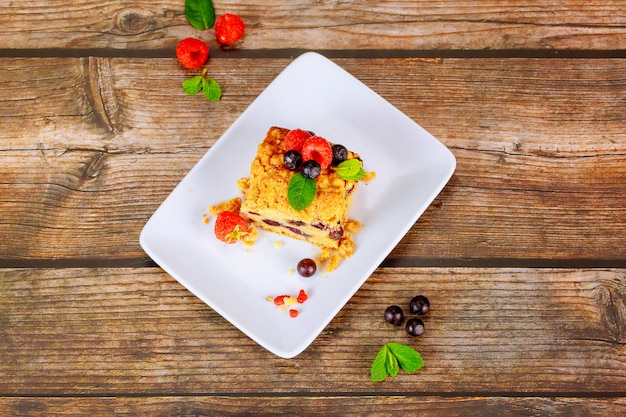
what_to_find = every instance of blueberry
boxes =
[297,258,316,277]
[384,305,404,325]
[301,160,321,179]
[409,295,430,315]
[406,318,425,336]
[331,144,348,165]
[284,150,302,171]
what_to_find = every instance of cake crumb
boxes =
[241,226,258,246]
[345,220,360,233]
[237,178,250,192]
[318,249,331,264]
[274,240,283,248]
[209,197,242,215]
[363,171,377,182]
[325,254,342,273]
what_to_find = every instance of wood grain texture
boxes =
[1,396,625,417]
[1,268,624,395]
[1,57,624,262]
[2,1,626,413]
[1,1,626,51]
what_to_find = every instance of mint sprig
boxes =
[288,172,316,211]
[184,0,216,30]
[371,343,424,382]
[182,70,222,101]
[335,159,366,181]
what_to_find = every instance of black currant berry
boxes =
[301,160,321,179]
[297,258,317,277]
[406,318,425,336]
[284,150,303,171]
[409,295,430,315]
[384,305,404,325]
[331,144,348,165]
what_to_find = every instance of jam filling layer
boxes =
[247,211,343,240]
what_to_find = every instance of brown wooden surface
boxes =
[2,1,626,52]
[1,1,625,416]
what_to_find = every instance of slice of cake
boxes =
[239,126,370,263]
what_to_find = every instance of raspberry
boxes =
[215,14,245,45]
[214,211,249,244]
[176,38,209,69]
[301,136,333,170]
[283,129,312,152]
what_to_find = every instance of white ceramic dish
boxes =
[140,52,456,358]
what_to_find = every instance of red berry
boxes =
[273,295,289,306]
[283,129,312,152]
[296,289,308,304]
[301,136,333,170]
[176,38,209,69]
[214,211,249,244]
[215,14,245,45]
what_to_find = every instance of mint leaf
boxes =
[346,167,366,181]
[288,173,316,211]
[182,74,222,101]
[386,342,424,373]
[335,159,366,181]
[335,159,361,177]
[184,0,215,30]
[182,76,203,95]
[202,77,222,101]
[371,343,424,382]
[386,346,399,377]
[370,345,390,382]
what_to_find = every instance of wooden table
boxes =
[1,1,625,415]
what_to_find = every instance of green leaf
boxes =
[335,159,366,181]
[288,172,317,211]
[386,343,424,373]
[386,347,399,377]
[202,77,222,101]
[370,345,390,382]
[182,76,203,95]
[371,343,424,382]
[184,0,215,30]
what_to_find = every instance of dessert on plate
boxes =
[210,126,374,272]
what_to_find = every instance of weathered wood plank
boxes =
[4,57,626,152]
[1,57,624,261]
[1,147,624,261]
[1,1,626,51]
[1,396,625,417]
[1,268,624,394]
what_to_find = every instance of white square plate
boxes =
[140,52,456,358]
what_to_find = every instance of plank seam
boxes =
[2,391,626,399]
[1,258,626,269]
[2,48,626,59]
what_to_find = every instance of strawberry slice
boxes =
[214,211,249,244]
[301,136,333,170]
